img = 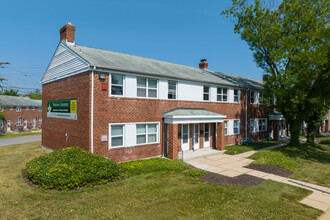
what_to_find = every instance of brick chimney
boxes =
[60,22,75,43]
[199,59,208,69]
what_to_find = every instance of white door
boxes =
[204,123,210,148]
[7,120,10,131]
[23,119,27,129]
[181,124,190,151]
[192,124,199,150]
[33,119,36,129]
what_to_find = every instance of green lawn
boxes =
[249,144,330,187]
[0,142,322,219]
[0,130,41,139]
[225,141,282,155]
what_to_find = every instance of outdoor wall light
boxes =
[99,73,107,81]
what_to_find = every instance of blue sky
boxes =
[0,0,263,95]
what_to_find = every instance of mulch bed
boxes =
[200,171,264,186]
[21,169,125,192]
[244,164,293,177]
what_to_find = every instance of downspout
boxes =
[91,66,96,153]
[245,89,249,140]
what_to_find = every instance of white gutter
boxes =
[91,66,96,153]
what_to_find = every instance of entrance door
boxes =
[204,123,210,148]
[33,118,36,129]
[23,119,27,129]
[7,120,11,131]
[181,124,189,151]
[192,124,199,150]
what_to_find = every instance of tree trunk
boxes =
[306,115,322,145]
[289,120,301,146]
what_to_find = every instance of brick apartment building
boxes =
[0,95,42,131]
[41,23,288,162]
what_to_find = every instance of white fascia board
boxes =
[164,117,225,124]
[163,115,226,119]
[269,115,285,121]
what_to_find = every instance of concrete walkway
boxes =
[0,135,41,147]
[185,144,330,214]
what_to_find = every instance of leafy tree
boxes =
[1,88,20,96]
[221,0,330,146]
[29,89,42,100]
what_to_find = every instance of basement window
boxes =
[111,74,124,96]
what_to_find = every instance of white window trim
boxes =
[16,119,22,126]
[224,120,228,135]
[16,107,21,112]
[136,123,159,146]
[217,87,228,102]
[203,85,210,101]
[31,107,35,110]
[167,80,177,100]
[136,77,158,99]
[233,119,240,134]
[109,124,125,148]
[250,91,256,104]
[233,89,240,103]
[250,118,267,133]
[108,122,160,149]
[9,106,13,110]
[25,107,29,110]
[109,73,125,97]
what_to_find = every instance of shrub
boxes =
[184,169,207,178]
[25,147,120,190]
[119,158,191,178]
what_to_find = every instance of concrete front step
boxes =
[179,148,225,161]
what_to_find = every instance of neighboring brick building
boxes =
[0,95,42,131]
[41,23,287,162]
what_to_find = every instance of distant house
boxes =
[41,23,288,162]
[0,95,42,131]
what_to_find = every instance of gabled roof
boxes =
[42,41,264,89]
[0,95,42,107]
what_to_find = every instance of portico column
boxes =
[216,122,225,150]
[167,124,180,159]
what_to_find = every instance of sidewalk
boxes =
[185,143,330,213]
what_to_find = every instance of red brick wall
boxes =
[42,72,91,151]
[2,107,42,131]
[42,71,270,161]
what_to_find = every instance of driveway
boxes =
[0,135,41,147]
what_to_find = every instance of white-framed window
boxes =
[38,118,42,124]
[250,119,256,133]
[110,125,124,147]
[16,119,22,126]
[233,120,240,134]
[25,107,29,110]
[168,81,177,99]
[31,107,35,110]
[9,106,13,110]
[111,74,124,96]
[38,107,42,112]
[224,120,228,135]
[136,124,158,144]
[137,77,157,98]
[250,91,255,104]
[203,86,210,101]
[259,119,267,131]
[16,107,21,112]
[217,87,228,102]
[234,89,240,103]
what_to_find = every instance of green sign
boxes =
[47,99,77,120]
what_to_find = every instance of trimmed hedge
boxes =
[25,147,120,190]
[119,158,191,177]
